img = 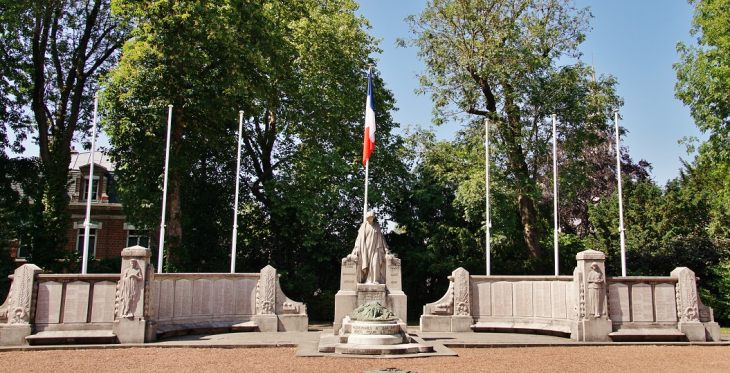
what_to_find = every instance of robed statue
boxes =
[348,211,389,284]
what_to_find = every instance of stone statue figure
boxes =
[119,259,143,318]
[587,262,604,318]
[348,211,389,284]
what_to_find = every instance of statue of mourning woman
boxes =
[118,259,143,318]
[587,262,605,318]
[347,211,389,284]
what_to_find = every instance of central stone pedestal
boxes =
[333,256,407,335]
[321,302,434,356]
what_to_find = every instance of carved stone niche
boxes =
[0,264,42,346]
[113,246,155,344]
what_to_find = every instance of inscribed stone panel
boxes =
[174,279,192,317]
[63,281,90,323]
[158,279,175,319]
[654,283,677,322]
[214,279,235,315]
[471,281,492,317]
[91,281,117,323]
[631,283,654,322]
[235,279,257,315]
[514,282,534,317]
[492,282,513,317]
[608,283,630,322]
[551,282,567,319]
[35,281,63,324]
[533,282,552,318]
[193,279,213,315]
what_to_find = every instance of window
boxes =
[127,230,149,248]
[76,228,97,256]
[81,178,100,201]
[17,235,31,259]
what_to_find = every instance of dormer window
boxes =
[82,176,101,202]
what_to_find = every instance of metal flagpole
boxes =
[552,114,559,276]
[81,94,99,274]
[485,118,491,276]
[363,159,369,221]
[615,109,627,277]
[231,111,244,273]
[158,105,173,274]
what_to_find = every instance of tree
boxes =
[402,0,609,259]
[103,0,409,319]
[675,0,730,163]
[0,0,128,269]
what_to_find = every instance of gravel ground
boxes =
[1,345,729,373]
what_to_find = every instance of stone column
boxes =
[572,250,611,341]
[671,267,718,341]
[0,264,42,346]
[113,246,155,343]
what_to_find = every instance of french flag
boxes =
[362,68,376,165]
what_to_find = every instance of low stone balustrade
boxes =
[421,250,721,342]
[0,246,308,346]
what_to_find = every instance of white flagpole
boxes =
[158,105,173,274]
[231,111,244,273]
[363,159,369,221]
[485,118,491,276]
[615,109,627,277]
[81,94,99,274]
[552,114,559,276]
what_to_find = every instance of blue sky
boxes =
[356,0,704,185]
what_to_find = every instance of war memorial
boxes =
[0,208,722,354]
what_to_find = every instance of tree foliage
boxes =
[103,0,409,320]
[0,0,128,269]
[400,0,622,259]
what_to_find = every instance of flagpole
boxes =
[158,105,173,274]
[363,159,369,221]
[485,118,491,276]
[363,64,374,221]
[552,114,559,276]
[231,111,244,273]
[81,94,99,274]
[615,109,627,277]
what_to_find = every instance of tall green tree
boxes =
[675,0,730,163]
[0,0,128,269]
[400,0,604,258]
[103,0,408,318]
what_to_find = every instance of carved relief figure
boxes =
[119,259,143,318]
[587,262,605,318]
[348,211,389,284]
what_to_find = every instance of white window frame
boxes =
[74,221,101,257]
[81,175,101,202]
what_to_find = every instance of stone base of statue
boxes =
[320,302,433,355]
[333,255,407,335]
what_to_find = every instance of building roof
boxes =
[70,149,114,172]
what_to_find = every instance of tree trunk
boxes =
[164,108,185,265]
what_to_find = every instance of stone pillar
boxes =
[384,254,406,324]
[254,265,278,332]
[671,267,718,341]
[0,264,41,346]
[333,257,359,334]
[572,250,611,341]
[113,246,155,344]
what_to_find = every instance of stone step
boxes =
[609,328,685,342]
[156,321,257,339]
[470,321,572,337]
[26,330,117,345]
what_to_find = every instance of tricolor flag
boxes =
[362,68,376,165]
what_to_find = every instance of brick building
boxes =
[64,148,147,259]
